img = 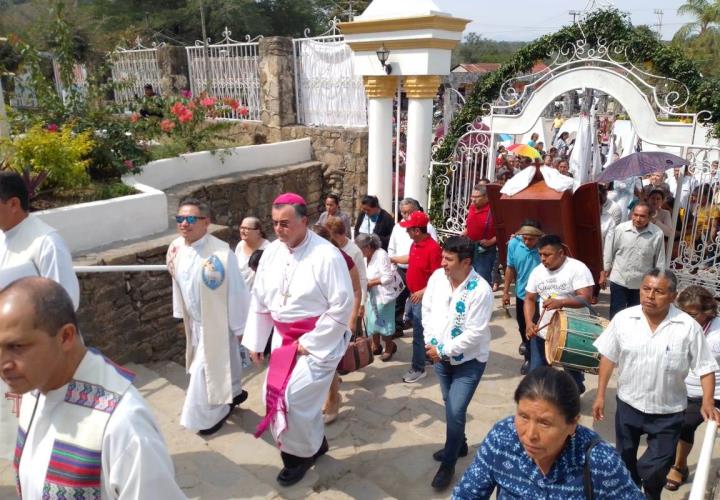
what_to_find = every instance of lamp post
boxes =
[376,44,391,75]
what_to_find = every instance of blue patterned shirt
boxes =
[452,416,643,500]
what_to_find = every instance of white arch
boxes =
[489,66,697,148]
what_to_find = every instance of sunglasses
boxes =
[175,215,207,224]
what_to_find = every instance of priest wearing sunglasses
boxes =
[166,197,252,435]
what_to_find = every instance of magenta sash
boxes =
[254,316,320,439]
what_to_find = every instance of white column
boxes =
[363,76,397,211]
[403,76,441,208]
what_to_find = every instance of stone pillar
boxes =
[156,46,189,96]
[259,37,296,130]
[404,75,441,208]
[363,75,398,211]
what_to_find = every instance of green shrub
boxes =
[5,124,93,190]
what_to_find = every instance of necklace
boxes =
[280,236,310,305]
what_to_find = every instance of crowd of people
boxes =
[0,154,719,500]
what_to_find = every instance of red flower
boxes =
[178,110,193,123]
[123,160,135,170]
[200,97,216,107]
[130,112,140,123]
[181,89,192,99]
[238,107,249,117]
[47,123,58,133]
[224,98,240,111]
[170,102,186,116]
[160,119,175,133]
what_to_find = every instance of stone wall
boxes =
[75,162,323,363]
[226,122,368,222]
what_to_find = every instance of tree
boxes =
[675,0,720,39]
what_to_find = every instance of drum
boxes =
[545,310,609,374]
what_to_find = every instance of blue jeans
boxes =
[609,281,640,319]
[411,301,425,372]
[529,336,585,392]
[472,245,496,286]
[434,359,486,467]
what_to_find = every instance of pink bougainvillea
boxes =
[160,119,176,132]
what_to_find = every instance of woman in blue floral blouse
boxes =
[453,367,643,499]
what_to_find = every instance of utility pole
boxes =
[653,9,664,39]
[569,10,581,24]
[199,0,212,95]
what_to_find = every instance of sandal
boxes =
[380,343,397,362]
[664,465,689,491]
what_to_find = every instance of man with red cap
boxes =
[400,210,442,383]
[242,192,353,487]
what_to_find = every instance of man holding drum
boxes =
[592,269,719,500]
[524,234,595,393]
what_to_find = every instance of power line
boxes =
[654,9,664,38]
[568,10,581,24]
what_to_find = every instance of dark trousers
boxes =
[515,297,535,362]
[434,359,486,467]
[394,267,409,332]
[609,281,641,319]
[529,336,585,392]
[615,397,684,500]
[472,245,496,286]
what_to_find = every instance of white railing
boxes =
[689,420,718,500]
[293,18,367,127]
[186,27,262,121]
[110,37,163,104]
[74,265,167,273]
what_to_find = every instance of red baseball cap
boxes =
[399,211,429,228]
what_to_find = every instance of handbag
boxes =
[583,438,602,500]
[337,317,374,375]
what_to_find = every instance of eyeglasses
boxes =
[240,226,259,231]
[175,215,207,224]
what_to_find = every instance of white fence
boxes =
[186,28,262,121]
[110,38,163,104]
[293,19,367,128]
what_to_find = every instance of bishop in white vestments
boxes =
[243,193,353,487]
[167,198,251,435]
[0,171,80,460]
[5,277,185,499]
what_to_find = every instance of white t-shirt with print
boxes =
[525,257,595,337]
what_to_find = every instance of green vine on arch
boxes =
[429,8,720,223]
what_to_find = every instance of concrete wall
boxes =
[35,183,167,254]
[127,138,312,190]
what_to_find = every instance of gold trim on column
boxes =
[363,76,399,98]
[339,15,470,34]
[403,75,442,99]
[347,38,459,52]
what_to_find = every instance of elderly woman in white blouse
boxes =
[235,216,270,289]
[355,233,401,362]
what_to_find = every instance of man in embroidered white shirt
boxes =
[2,277,184,499]
[593,269,719,500]
[422,236,493,491]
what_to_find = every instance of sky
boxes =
[439,0,693,41]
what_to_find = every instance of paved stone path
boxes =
[2,292,719,499]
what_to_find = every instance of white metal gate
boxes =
[429,122,492,238]
[186,28,262,121]
[669,157,720,296]
[293,18,367,127]
[110,37,163,105]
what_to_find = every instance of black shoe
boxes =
[277,456,314,487]
[198,406,232,436]
[313,437,329,460]
[432,442,468,462]
[232,390,248,409]
[520,360,530,375]
[431,464,455,491]
[518,342,528,356]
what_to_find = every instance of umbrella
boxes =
[507,143,541,159]
[596,151,689,183]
